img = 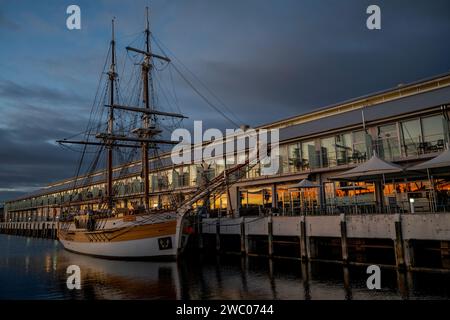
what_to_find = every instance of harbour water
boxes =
[1,234,450,300]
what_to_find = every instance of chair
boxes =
[418,142,429,154]
[437,139,445,150]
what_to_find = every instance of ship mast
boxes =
[142,7,151,209]
[57,10,187,213]
[106,18,117,210]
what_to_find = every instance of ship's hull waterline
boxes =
[58,213,178,259]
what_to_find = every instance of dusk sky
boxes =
[1,0,450,202]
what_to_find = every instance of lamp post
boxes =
[409,198,415,213]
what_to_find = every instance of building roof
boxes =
[280,84,450,142]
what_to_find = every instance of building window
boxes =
[276,183,319,215]
[301,140,317,169]
[421,115,446,152]
[173,167,190,188]
[288,142,302,173]
[326,181,376,212]
[211,193,228,211]
[352,130,368,162]
[239,186,272,216]
[214,158,226,176]
[335,133,352,165]
[320,137,337,168]
[377,123,400,160]
[189,165,198,186]
[278,145,289,174]
[247,163,261,179]
[401,119,421,156]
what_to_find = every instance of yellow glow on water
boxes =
[53,254,58,271]
[45,254,52,273]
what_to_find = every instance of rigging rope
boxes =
[152,34,244,127]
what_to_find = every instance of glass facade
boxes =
[377,124,400,160]
[422,115,446,151]
[275,183,319,215]
[301,140,317,169]
[288,142,302,173]
[335,133,352,165]
[401,119,421,157]
[278,145,289,174]
[239,186,273,216]
[352,130,368,161]
[320,137,337,168]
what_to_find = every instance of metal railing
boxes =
[237,200,450,217]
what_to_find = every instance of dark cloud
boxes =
[0,79,102,202]
[0,80,87,106]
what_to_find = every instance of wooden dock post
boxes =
[240,217,246,255]
[268,215,273,258]
[343,265,352,300]
[340,214,349,264]
[394,214,406,270]
[300,215,308,261]
[396,270,410,299]
[301,261,311,300]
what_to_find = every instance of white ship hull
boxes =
[58,213,179,259]
[60,234,177,259]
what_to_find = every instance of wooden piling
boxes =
[299,216,308,261]
[268,215,273,258]
[343,266,352,300]
[340,214,349,264]
[394,214,406,270]
[240,217,246,255]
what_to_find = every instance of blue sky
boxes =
[1,0,450,202]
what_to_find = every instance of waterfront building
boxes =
[4,72,450,222]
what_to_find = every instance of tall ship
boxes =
[56,9,255,259]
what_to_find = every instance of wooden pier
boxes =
[197,212,450,272]
[0,221,58,239]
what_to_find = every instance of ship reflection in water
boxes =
[1,234,450,300]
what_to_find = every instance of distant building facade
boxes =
[4,72,450,222]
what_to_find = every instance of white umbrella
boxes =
[330,152,404,214]
[407,145,450,171]
[330,153,403,181]
[287,178,320,189]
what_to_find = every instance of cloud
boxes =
[0,80,87,106]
